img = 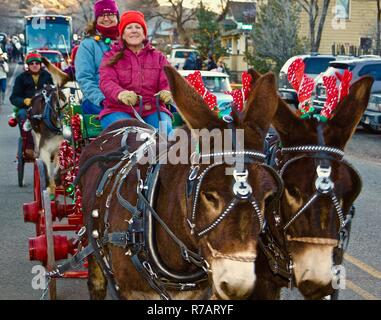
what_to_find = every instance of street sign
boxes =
[241,24,253,31]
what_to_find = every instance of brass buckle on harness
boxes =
[233,169,252,198]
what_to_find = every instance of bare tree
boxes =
[216,0,231,22]
[150,0,198,47]
[297,0,330,53]
[78,0,96,24]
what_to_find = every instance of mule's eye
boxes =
[287,186,300,197]
[201,191,219,207]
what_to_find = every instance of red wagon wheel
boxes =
[34,159,48,236]
[42,189,57,300]
[17,137,25,187]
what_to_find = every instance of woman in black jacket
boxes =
[9,51,53,158]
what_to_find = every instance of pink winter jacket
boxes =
[99,40,172,119]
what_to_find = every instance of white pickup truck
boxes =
[168,48,199,70]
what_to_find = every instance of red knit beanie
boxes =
[119,11,147,37]
[25,52,42,64]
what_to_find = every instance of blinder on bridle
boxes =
[185,115,284,238]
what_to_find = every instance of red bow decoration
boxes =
[185,71,218,110]
[287,58,316,117]
[225,72,253,112]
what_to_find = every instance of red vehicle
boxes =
[37,49,67,70]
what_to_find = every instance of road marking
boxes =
[344,253,381,280]
[346,280,378,300]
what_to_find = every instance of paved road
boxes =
[0,63,379,300]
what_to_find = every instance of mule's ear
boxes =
[164,65,221,130]
[327,76,374,148]
[242,72,278,141]
[247,68,262,87]
[42,56,70,87]
[272,97,305,143]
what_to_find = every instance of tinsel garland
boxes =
[58,114,82,215]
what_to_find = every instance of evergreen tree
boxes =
[246,0,306,74]
[194,2,227,60]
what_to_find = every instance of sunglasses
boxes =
[28,61,41,66]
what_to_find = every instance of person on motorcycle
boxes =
[9,51,53,158]
[75,0,120,115]
[99,10,173,135]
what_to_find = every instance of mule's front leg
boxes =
[39,147,56,196]
[87,255,108,300]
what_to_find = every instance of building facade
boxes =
[299,0,378,55]
[220,1,256,82]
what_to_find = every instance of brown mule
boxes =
[28,57,73,194]
[29,84,68,195]
[78,66,282,300]
[249,69,373,299]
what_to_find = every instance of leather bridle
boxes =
[259,123,362,288]
[29,85,66,134]
[186,116,284,238]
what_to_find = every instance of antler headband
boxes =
[185,71,218,111]
[287,58,352,121]
[225,72,253,112]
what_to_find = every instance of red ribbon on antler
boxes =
[287,58,316,117]
[225,72,253,112]
[320,70,352,121]
[320,75,339,120]
[336,69,352,100]
[287,58,353,121]
[185,71,218,110]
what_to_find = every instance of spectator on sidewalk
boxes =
[0,48,9,105]
[183,52,197,70]
[207,55,217,71]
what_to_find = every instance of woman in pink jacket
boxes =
[99,10,173,135]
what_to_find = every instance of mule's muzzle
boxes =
[211,257,256,300]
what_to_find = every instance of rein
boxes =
[186,116,283,238]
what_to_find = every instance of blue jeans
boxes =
[101,111,173,136]
[17,107,27,122]
[0,78,6,93]
[17,108,34,149]
[81,99,102,114]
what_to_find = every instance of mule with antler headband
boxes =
[248,59,373,300]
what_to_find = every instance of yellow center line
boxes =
[344,253,381,280]
[346,280,378,300]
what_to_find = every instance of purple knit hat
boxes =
[94,0,119,19]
